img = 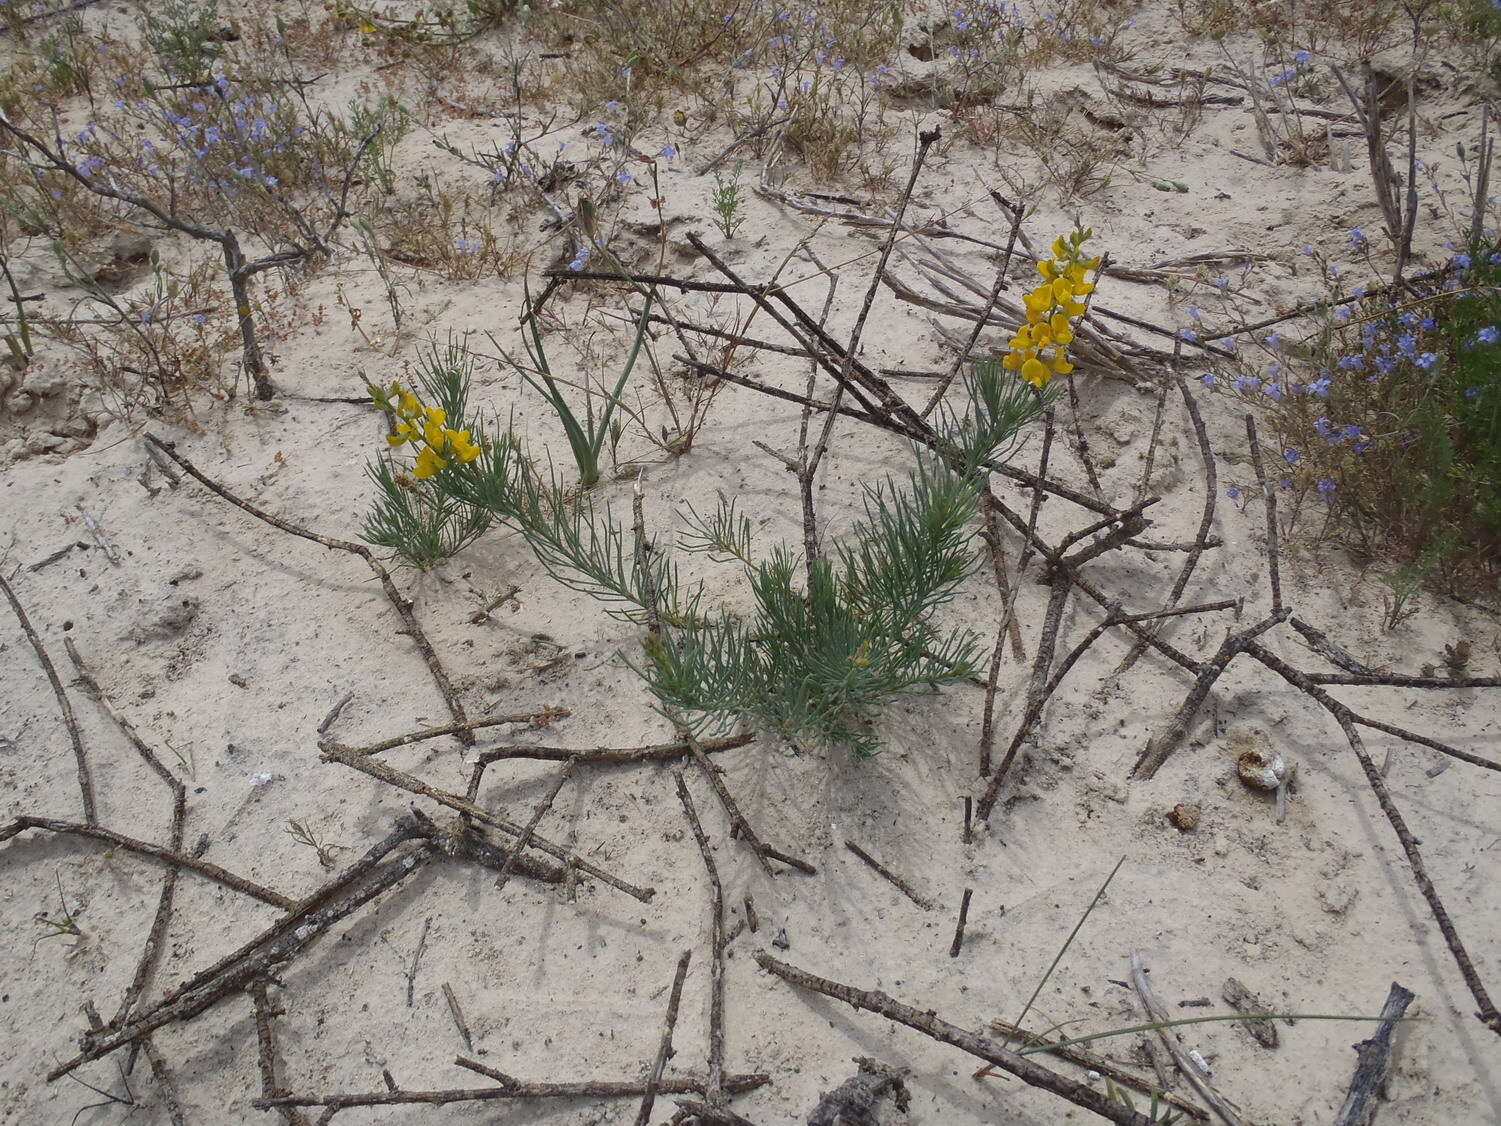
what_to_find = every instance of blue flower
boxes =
[659,143,678,160]
[1464,386,1483,399]
[1213,276,1230,290]
[1293,50,1310,63]
[1396,333,1417,357]
[1453,252,1472,270]
[1337,354,1363,371]
[1178,328,1197,342]
[616,167,633,184]
[1201,372,1218,387]
[1315,478,1337,498]
[1280,476,1293,489]
[1264,332,1282,350]
[1475,325,1499,345]
[454,237,480,252]
[1314,417,1336,438]
[1226,486,1242,500]
[1349,227,1367,250]
[569,246,591,272]
[1415,352,1439,370]
[1231,375,1261,392]
[1284,448,1300,464]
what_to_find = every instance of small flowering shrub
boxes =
[362,242,1082,750]
[363,342,494,569]
[1211,247,1501,587]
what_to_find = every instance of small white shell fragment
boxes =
[1237,746,1288,791]
[1225,725,1289,791]
[249,772,275,787]
[1188,1049,1213,1077]
[294,924,317,941]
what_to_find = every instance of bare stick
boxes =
[494,758,576,893]
[981,600,1237,815]
[1289,617,1376,676]
[442,983,474,1052]
[404,916,432,1007]
[676,773,727,1107]
[1244,415,1282,615]
[637,951,694,1126]
[49,819,432,1080]
[473,732,754,766]
[949,888,975,958]
[250,980,309,1126]
[317,692,354,735]
[844,840,936,910]
[259,1069,769,1111]
[920,192,1025,418]
[984,1016,1208,1121]
[1133,610,1291,779]
[1118,381,1220,673]
[1244,641,1501,775]
[64,639,190,1026]
[1,816,294,908]
[319,739,655,901]
[340,711,570,759]
[756,953,1154,1124]
[1333,983,1416,1126]
[0,569,95,822]
[1130,951,1254,1126]
[683,735,815,876]
[144,435,474,745]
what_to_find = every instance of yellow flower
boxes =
[1023,288,1052,314]
[1051,277,1076,303]
[1036,259,1056,280]
[413,446,447,479]
[1021,356,1051,388]
[1052,235,1069,259]
[448,428,482,463]
[424,405,446,427]
[1049,353,1075,374]
[1001,351,1024,370]
[387,420,418,447]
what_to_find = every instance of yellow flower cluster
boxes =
[1003,229,1101,390]
[369,380,482,479]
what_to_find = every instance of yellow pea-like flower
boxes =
[1051,278,1075,303]
[1033,324,1052,348]
[1001,351,1024,370]
[1036,259,1056,280]
[1051,235,1069,259]
[413,446,447,479]
[1021,356,1051,388]
[423,419,446,447]
[449,429,482,463]
[1010,326,1033,348]
[1050,353,1075,374]
[1023,288,1053,314]
[424,405,446,427]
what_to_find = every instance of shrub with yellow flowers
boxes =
[1003,227,1101,390]
[368,379,483,479]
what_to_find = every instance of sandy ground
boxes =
[3,5,1501,1124]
